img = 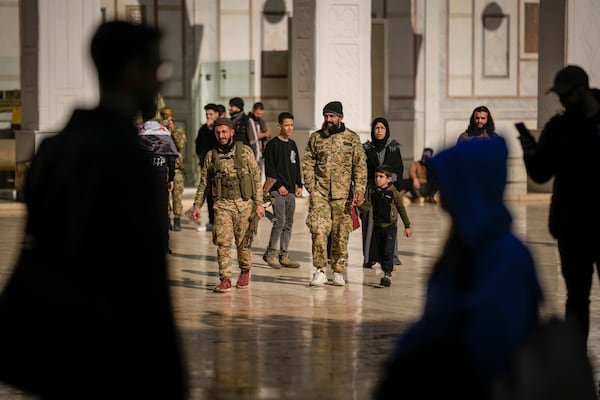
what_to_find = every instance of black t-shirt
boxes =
[263,136,303,192]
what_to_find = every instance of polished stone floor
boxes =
[1,192,599,399]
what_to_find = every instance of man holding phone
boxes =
[517,65,600,352]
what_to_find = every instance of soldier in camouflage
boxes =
[191,118,265,293]
[302,101,367,287]
[160,107,187,231]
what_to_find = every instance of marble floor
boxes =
[1,192,599,399]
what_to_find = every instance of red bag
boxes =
[351,205,360,230]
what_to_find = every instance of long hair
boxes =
[467,105,495,132]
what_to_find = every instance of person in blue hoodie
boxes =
[373,137,542,399]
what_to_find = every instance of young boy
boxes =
[358,165,412,286]
[262,112,304,268]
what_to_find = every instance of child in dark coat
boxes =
[358,165,412,286]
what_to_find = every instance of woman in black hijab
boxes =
[361,117,405,268]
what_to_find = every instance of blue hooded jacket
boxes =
[383,137,542,397]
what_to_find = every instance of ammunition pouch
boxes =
[211,142,257,201]
[239,172,255,200]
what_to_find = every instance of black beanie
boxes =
[323,101,343,117]
[229,97,244,110]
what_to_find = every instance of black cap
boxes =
[229,97,244,110]
[323,101,343,117]
[548,65,589,95]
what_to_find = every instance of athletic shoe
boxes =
[236,270,251,289]
[332,272,346,286]
[310,269,328,286]
[196,223,213,232]
[214,278,232,293]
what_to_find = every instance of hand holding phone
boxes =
[515,122,536,153]
[515,122,530,137]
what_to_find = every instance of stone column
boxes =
[15,0,100,198]
[291,0,372,136]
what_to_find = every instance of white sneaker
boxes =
[332,272,345,286]
[196,223,213,232]
[310,269,328,286]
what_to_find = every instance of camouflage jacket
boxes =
[302,126,367,200]
[171,126,187,170]
[193,142,263,208]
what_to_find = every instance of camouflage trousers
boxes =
[305,195,353,272]
[169,169,184,217]
[213,198,254,279]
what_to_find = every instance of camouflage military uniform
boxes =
[193,142,263,279]
[169,126,187,218]
[302,127,367,272]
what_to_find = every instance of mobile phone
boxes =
[515,122,530,137]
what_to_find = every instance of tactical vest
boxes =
[210,142,256,201]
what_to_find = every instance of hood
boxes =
[428,137,511,248]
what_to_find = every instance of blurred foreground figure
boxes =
[374,138,542,399]
[0,21,187,399]
[519,65,600,348]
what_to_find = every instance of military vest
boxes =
[210,142,256,201]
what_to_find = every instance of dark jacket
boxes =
[137,120,178,182]
[523,88,600,238]
[0,106,187,399]
[358,185,410,228]
[363,139,404,191]
[231,110,250,146]
[195,123,217,166]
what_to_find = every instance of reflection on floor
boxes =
[1,195,599,399]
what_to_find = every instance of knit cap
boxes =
[229,97,244,110]
[322,101,343,117]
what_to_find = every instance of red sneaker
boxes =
[213,278,232,293]
[236,270,251,289]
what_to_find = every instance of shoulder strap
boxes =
[234,141,245,171]
[211,148,220,170]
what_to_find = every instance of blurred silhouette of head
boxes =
[91,21,163,116]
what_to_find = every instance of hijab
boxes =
[371,117,390,152]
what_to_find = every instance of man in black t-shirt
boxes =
[262,112,303,268]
